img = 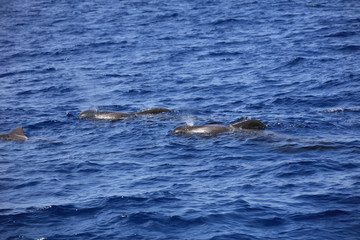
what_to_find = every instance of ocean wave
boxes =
[291,209,350,221]
[338,45,360,51]
[325,31,358,38]
[274,143,339,153]
[0,69,36,79]
[324,107,360,113]
[210,18,244,26]
[272,57,306,71]
[16,86,73,96]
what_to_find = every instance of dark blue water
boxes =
[1,0,360,239]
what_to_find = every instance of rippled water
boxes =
[1,0,360,239]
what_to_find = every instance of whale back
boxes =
[78,110,132,120]
[95,112,132,120]
[230,119,265,130]
[135,108,171,115]
[0,126,28,141]
[79,108,170,120]
[172,125,230,135]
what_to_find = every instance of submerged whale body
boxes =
[0,126,28,141]
[172,119,265,135]
[78,107,171,120]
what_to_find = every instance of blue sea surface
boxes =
[1,0,360,239]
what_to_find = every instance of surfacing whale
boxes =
[0,126,28,141]
[172,119,265,135]
[78,108,171,120]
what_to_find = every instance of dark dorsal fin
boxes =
[135,108,171,115]
[230,120,265,130]
[9,126,25,136]
[9,126,28,140]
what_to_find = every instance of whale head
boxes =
[78,110,97,119]
[172,125,193,134]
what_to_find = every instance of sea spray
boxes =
[183,116,195,126]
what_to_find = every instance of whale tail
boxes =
[3,126,28,141]
[230,120,265,130]
[135,108,171,115]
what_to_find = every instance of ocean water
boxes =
[1,0,360,239]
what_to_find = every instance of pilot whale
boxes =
[0,126,28,141]
[172,119,265,135]
[78,107,171,120]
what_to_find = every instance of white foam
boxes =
[325,107,360,113]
